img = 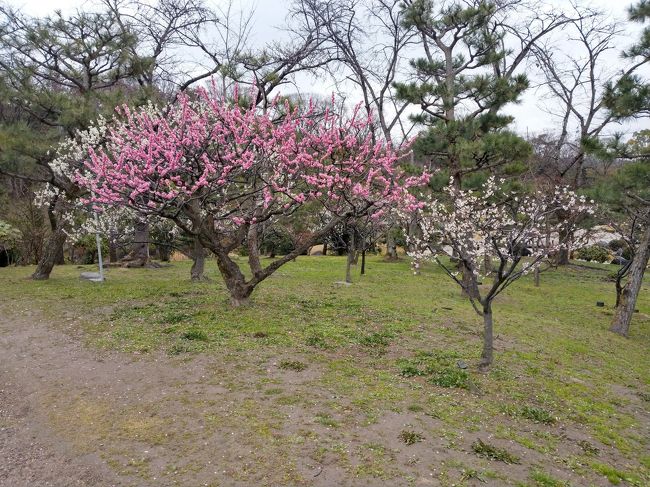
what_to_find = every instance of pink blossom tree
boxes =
[409,178,593,367]
[77,87,422,306]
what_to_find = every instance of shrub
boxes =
[575,245,610,263]
[608,239,632,260]
[608,239,625,251]
[260,226,296,256]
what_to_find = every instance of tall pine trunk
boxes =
[46,198,65,265]
[610,224,650,337]
[483,253,492,275]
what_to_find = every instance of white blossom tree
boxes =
[409,177,593,367]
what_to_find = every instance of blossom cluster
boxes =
[408,177,595,278]
[75,86,427,231]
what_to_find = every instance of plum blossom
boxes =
[407,177,594,367]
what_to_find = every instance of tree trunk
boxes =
[483,253,492,275]
[345,227,356,284]
[190,236,207,281]
[361,249,366,275]
[215,251,252,307]
[407,216,419,253]
[32,227,67,280]
[108,234,119,263]
[157,245,171,262]
[247,224,263,279]
[460,262,480,299]
[480,301,494,368]
[385,231,398,261]
[610,223,650,336]
[556,226,571,266]
[614,260,632,307]
[556,247,570,266]
[54,242,65,265]
[322,242,328,256]
[46,196,65,266]
[122,217,149,267]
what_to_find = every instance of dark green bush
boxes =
[575,245,610,263]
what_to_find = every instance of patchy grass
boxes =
[180,328,209,342]
[472,439,520,464]
[278,360,307,372]
[591,462,640,485]
[398,430,424,445]
[1,255,649,486]
[529,469,570,486]
[398,350,471,389]
[520,405,556,424]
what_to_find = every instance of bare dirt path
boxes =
[0,308,119,487]
[0,307,218,487]
[0,307,352,487]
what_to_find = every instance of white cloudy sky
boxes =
[6,0,650,138]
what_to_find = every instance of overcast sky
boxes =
[6,0,650,139]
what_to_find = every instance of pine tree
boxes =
[394,0,532,190]
[600,1,650,336]
[395,0,539,298]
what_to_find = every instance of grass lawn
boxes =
[0,255,648,486]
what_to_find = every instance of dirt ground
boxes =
[0,308,220,487]
[0,304,646,487]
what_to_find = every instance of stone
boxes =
[80,272,104,282]
[309,244,324,256]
